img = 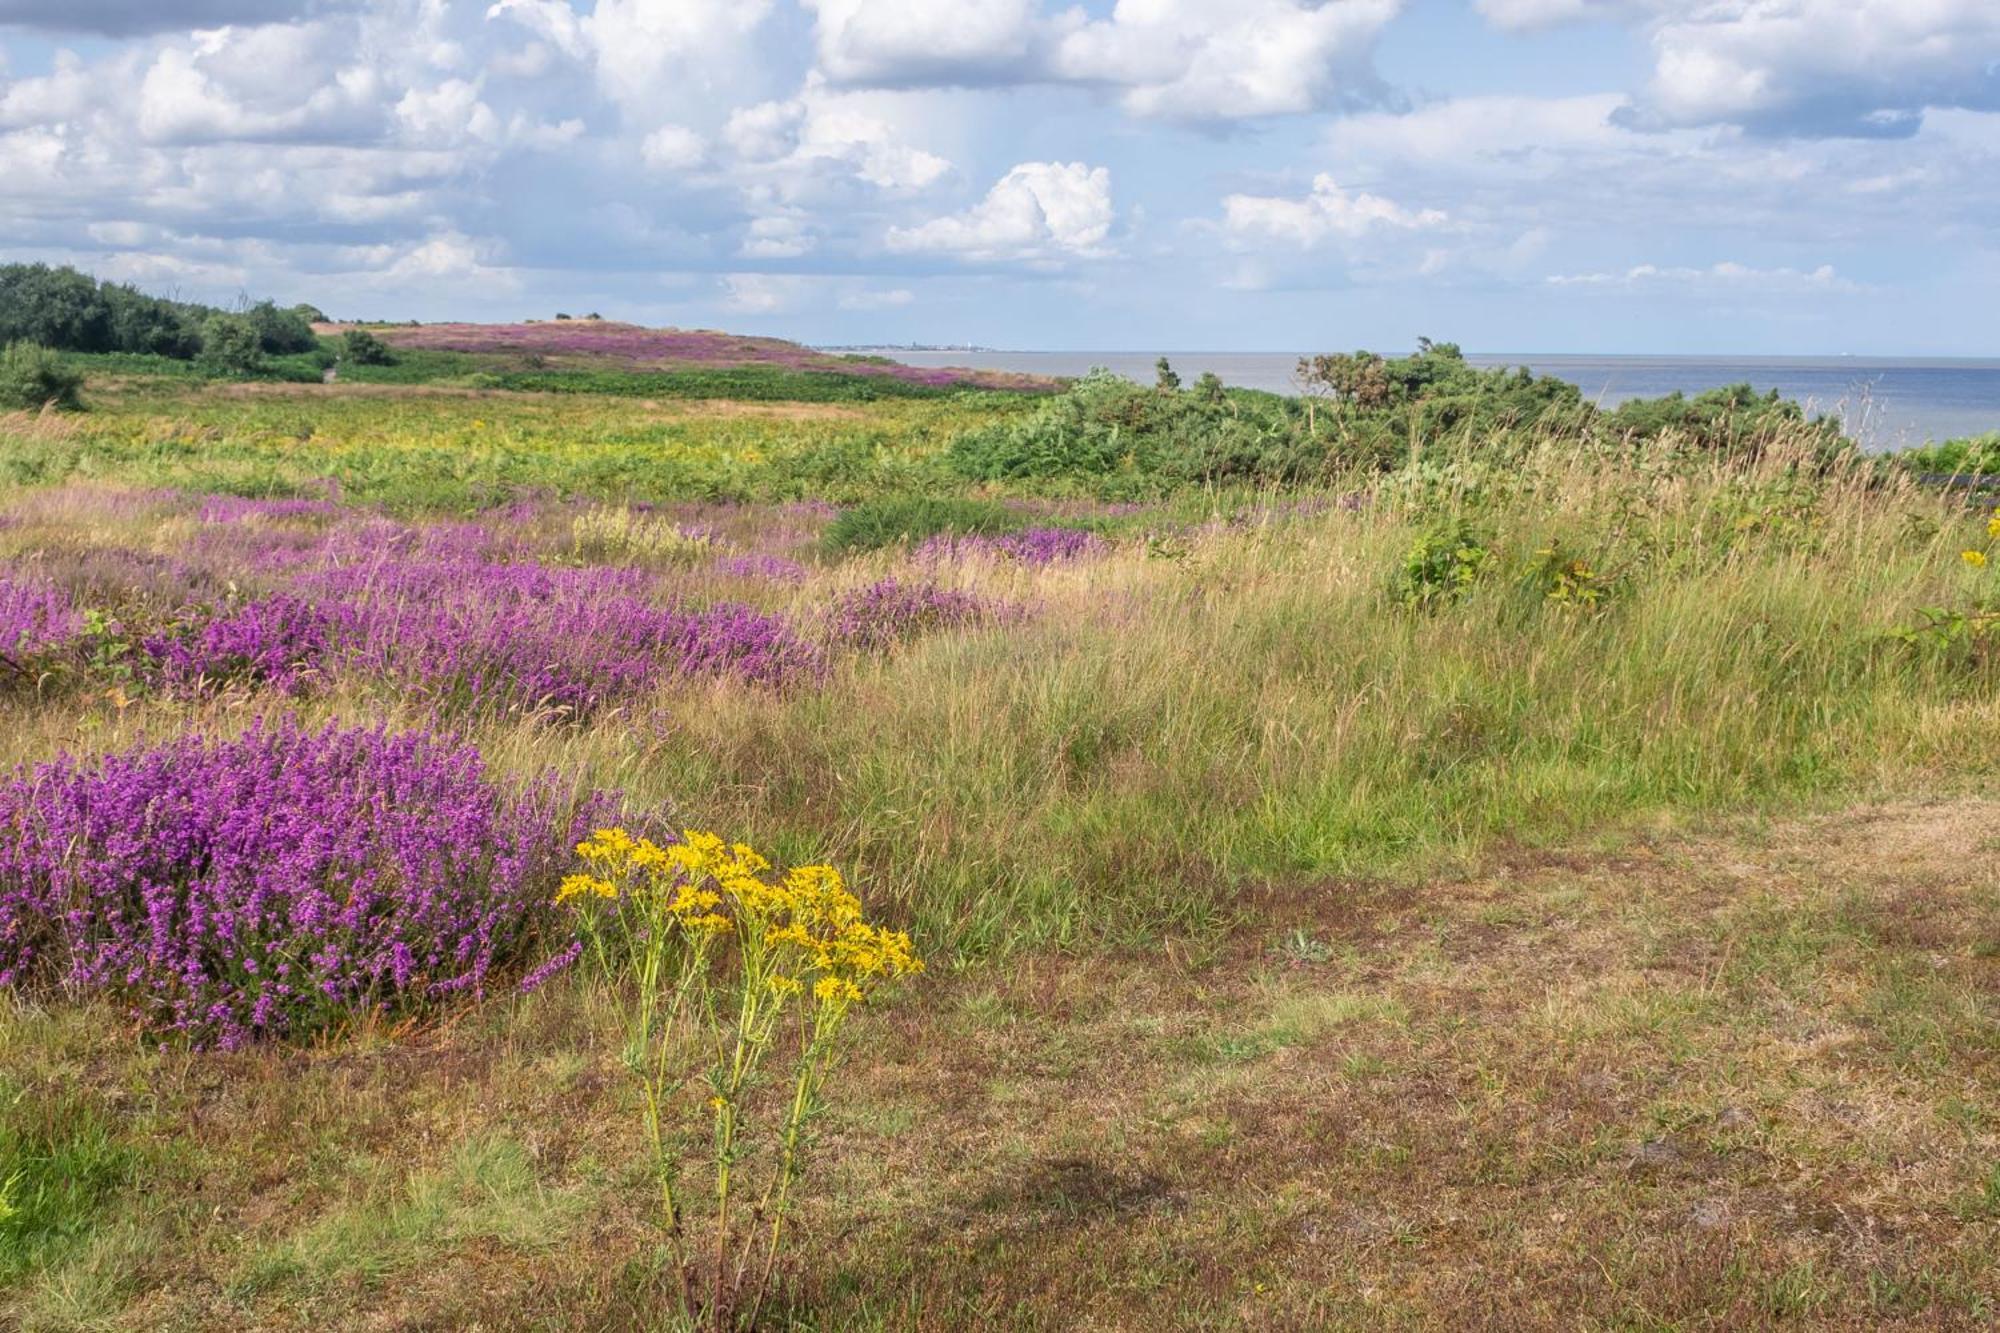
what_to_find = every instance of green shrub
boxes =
[1392,518,1494,609]
[823,497,1024,554]
[1891,433,2000,478]
[1601,383,1850,462]
[0,341,84,411]
[197,315,267,377]
[341,328,396,366]
[948,370,1318,492]
[243,300,318,355]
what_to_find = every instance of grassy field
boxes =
[0,364,1995,1330]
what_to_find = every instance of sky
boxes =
[2,1,1999,354]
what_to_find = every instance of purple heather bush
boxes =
[0,572,83,661]
[340,591,822,714]
[146,594,353,695]
[917,525,1105,566]
[0,721,611,1047]
[826,577,993,651]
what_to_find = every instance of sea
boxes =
[878,350,2000,451]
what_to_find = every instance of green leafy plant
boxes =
[1392,518,1493,609]
[1524,540,1620,610]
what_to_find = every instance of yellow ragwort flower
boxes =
[554,872,616,905]
[1964,549,1990,568]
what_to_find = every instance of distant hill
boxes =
[352,320,1055,392]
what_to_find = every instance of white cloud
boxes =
[1051,0,1402,120]
[1472,1,2000,137]
[723,83,951,195]
[887,160,1112,261]
[486,0,780,128]
[394,79,499,148]
[640,124,705,169]
[803,0,1041,86]
[1221,174,1446,247]
[802,0,1404,121]
[1631,1,2000,136]
[1547,261,1858,293]
[739,214,815,258]
[719,272,804,312]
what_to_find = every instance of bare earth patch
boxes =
[4,799,1995,1330]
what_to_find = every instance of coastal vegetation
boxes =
[0,280,1994,1328]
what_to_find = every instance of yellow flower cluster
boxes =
[1966,549,1990,569]
[558,826,922,1002]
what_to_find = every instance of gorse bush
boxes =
[0,722,609,1047]
[822,496,1023,554]
[557,828,920,1329]
[0,342,83,412]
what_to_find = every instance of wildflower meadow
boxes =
[0,346,1994,1330]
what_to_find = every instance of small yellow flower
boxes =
[1989,507,2000,539]
[554,872,615,905]
[1964,549,1989,568]
[767,974,803,998]
[809,975,864,1005]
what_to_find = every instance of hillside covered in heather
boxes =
[353,318,1053,391]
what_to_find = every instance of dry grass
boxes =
[3,798,1993,1330]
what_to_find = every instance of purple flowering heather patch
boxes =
[373,321,1055,391]
[917,526,1105,566]
[146,594,353,695]
[826,578,993,651]
[0,721,610,1047]
[299,553,822,713]
[0,573,84,660]
[197,494,343,524]
[713,552,810,583]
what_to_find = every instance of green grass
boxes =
[821,496,1027,553]
[0,1079,135,1289]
